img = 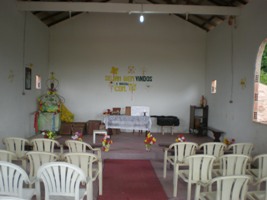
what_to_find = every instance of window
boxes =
[253,39,267,124]
[211,80,217,94]
[36,75,41,89]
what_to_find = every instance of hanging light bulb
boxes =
[139,14,144,23]
[139,4,144,23]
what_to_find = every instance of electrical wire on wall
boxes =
[228,16,236,104]
[22,12,28,95]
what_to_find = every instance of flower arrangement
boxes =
[176,134,186,142]
[223,138,235,145]
[42,131,56,139]
[144,132,156,151]
[71,132,83,141]
[102,135,113,152]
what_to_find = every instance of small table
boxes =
[93,130,107,144]
[103,115,152,131]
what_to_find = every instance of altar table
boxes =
[103,115,152,131]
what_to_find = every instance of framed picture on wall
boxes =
[25,67,32,90]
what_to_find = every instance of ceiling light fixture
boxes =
[139,4,144,23]
[139,14,144,23]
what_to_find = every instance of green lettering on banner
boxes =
[114,85,126,92]
[123,76,135,82]
[129,84,136,92]
[113,76,121,82]
[105,75,112,81]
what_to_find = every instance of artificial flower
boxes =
[144,132,156,151]
[144,132,156,145]
[176,134,186,142]
[42,131,56,139]
[224,138,235,145]
[102,135,113,151]
[71,132,83,141]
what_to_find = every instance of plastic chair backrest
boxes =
[219,154,250,176]
[0,149,16,162]
[252,154,267,179]
[30,138,60,153]
[3,137,29,158]
[199,142,226,159]
[63,152,103,197]
[64,152,98,178]
[228,143,253,156]
[169,142,198,163]
[201,175,251,200]
[185,154,216,183]
[179,155,216,200]
[36,162,87,200]
[26,151,59,180]
[247,176,267,200]
[0,161,30,198]
[65,140,93,152]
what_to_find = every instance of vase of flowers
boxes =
[41,131,56,140]
[71,132,83,141]
[144,132,156,151]
[102,135,113,152]
[176,134,186,142]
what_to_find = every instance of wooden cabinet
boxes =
[189,105,208,136]
[59,122,86,135]
[87,120,101,135]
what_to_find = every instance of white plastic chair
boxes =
[65,140,102,159]
[36,162,88,200]
[26,151,59,186]
[247,176,267,200]
[30,138,60,152]
[247,154,267,190]
[0,161,35,200]
[2,137,29,169]
[196,175,251,200]
[213,154,250,177]
[199,142,226,165]
[0,149,16,162]
[163,142,198,179]
[30,138,62,155]
[177,155,216,200]
[63,152,103,199]
[228,142,254,168]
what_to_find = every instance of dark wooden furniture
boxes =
[189,105,208,136]
[208,126,224,142]
[87,120,101,135]
[59,122,86,135]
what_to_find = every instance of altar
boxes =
[103,115,152,131]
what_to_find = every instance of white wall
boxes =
[49,13,207,133]
[206,0,267,155]
[0,0,49,146]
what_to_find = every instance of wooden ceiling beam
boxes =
[17,1,241,16]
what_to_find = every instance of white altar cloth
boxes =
[103,115,152,131]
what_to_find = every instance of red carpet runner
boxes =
[98,159,168,200]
